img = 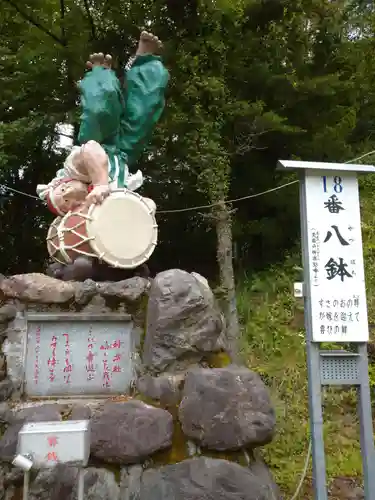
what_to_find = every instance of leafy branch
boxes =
[1,0,66,46]
[83,0,98,41]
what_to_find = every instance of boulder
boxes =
[179,366,276,450]
[120,465,143,500]
[139,457,280,499]
[0,379,13,402]
[136,373,184,405]
[74,279,98,305]
[90,401,173,464]
[0,404,62,462]
[143,269,223,372]
[28,466,120,500]
[0,354,6,381]
[69,404,92,421]
[0,274,76,303]
[97,277,150,302]
[0,304,17,323]
[0,403,11,424]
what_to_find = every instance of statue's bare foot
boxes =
[86,53,113,71]
[136,31,163,56]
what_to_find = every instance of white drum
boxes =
[86,189,157,268]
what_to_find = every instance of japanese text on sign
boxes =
[25,320,134,397]
[305,171,368,342]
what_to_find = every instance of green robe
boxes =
[77,54,169,186]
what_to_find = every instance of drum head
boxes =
[86,190,158,269]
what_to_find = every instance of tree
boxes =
[0,0,375,362]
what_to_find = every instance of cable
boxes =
[0,179,300,211]
[0,149,374,212]
[0,184,40,200]
[345,149,375,164]
[157,180,299,214]
[290,438,312,500]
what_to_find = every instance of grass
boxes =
[234,174,375,496]
[236,255,364,497]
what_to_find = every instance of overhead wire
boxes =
[1,149,374,213]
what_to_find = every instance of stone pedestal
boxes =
[0,269,280,499]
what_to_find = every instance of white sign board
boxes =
[18,420,90,468]
[304,170,368,342]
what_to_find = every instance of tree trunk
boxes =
[215,200,241,362]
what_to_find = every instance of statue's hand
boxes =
[84,184,110,206]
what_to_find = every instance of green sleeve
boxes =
[118,56,169,166]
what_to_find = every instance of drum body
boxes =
[46,216,68,265]
[58,206,97,263]
[46,189,158,269]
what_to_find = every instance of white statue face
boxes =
[50,180,88,214]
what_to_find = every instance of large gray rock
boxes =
[0,304,17,323]
[136,373,184,405]
[120,465,143,500]
[69,404,92,421]
[90,400,173,464]
[0,354,6,381]
[143,269,224,372]
[179,366,276,450]
[0,274,76,303]
[139,457,280,499]
[0,404,62,462]
[0,403,11,423]
[97,277,150,302]
[74,279,98,305]
[0,380,13,402]
[0,466,4,500]
[28,466,120,500]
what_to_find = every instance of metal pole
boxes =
[23,471,30,500]
[357,342,375,500]
[299,173,328,500]
[77,468,84,500]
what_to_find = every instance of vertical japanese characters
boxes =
[33,325,41,385]
[46,435,58,463]
[28,323,127,395]
[86,326,96,381]
[48,335,57,382]
[306,172,368,342]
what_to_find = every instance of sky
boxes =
[56,123,74,150]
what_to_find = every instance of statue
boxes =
[38,32,169,281]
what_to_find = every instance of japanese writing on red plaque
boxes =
[112,353,122,373]
[48,335,57,383]
[86,326,96,381]
[34,325,41,385]
[63,333,72,384]
[100,339,123,388]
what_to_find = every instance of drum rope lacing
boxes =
[57,213,97,262]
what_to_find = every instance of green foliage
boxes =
[1,0,375,275]
[237,258,364,496]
